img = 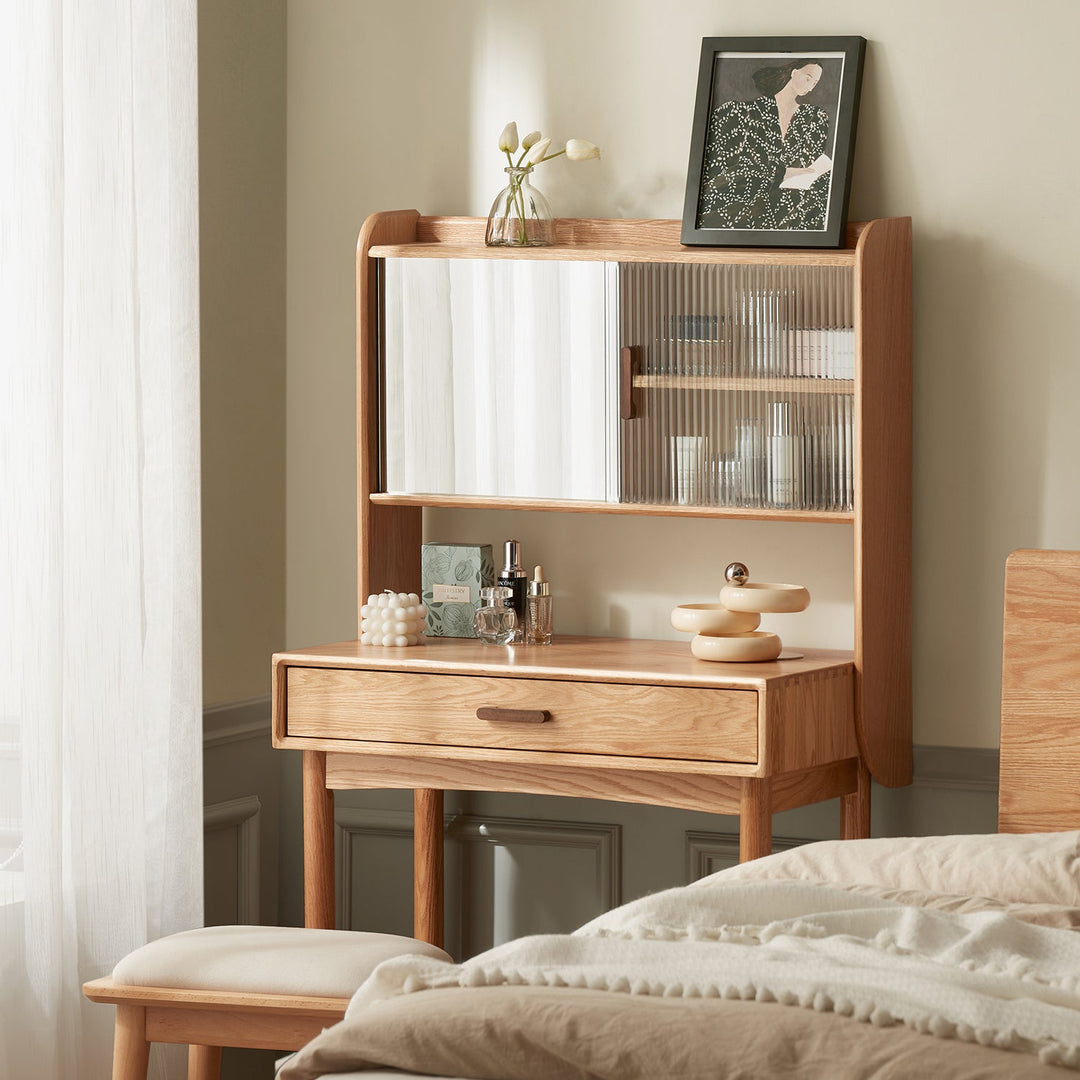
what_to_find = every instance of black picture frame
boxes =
[680,36,865,248]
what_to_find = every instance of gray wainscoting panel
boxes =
[204,795,261,925]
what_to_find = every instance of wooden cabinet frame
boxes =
[273,213,912,948]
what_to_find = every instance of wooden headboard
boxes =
[998,549,1080,832]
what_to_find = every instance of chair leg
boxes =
[112,1004,150,1080]
[188,1044,223,1080]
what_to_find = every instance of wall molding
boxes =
[911,745,999,794]
[333,807,622,930]
[204,795,262,924]
[685,831,804,882]
[202,696,271,749]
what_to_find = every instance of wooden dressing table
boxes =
[272,212,911,949]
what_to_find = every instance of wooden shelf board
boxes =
[634,374,855,394]
[368,240,858,267]
[369,491,853,523]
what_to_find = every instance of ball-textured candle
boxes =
[360,591,426,646]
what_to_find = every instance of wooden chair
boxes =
[82,924,450,1079]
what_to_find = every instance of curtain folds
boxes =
[0,2,202,1076]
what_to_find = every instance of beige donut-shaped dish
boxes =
[719,581,810,614]
[670,603,760,636]
[690,630,782,662]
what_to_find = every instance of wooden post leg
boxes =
[841,757,872,839]
[112,1004,150,1080]
[187,1044,222,1080]
[303,750,336,929]
[739,778,772,862]
[413,788,444,949]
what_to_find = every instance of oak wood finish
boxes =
[739,778,773,861]
[414,789,444,947]
[840,757,872,839]
[112,1003,150,1080]
[286,666,759,763]
[187,1045,222,1080]
[302,750,335,929]
[84,976,349,1080]
[853,217,913,788]
[999,549,1080,833]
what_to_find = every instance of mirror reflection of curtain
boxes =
[384,259,612,501]
[0,2,201,1076]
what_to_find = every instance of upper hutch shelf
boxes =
[368,217,866,266]
[357,210,912,789]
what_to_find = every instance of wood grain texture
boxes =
[273,637,853,690]
[413,789,444,948]
[367,216,868,266]
[853,216,913,788]
[302,750,335,929]
[356,211,423,619]
[840,757,872,839]
[739,778,773,861]
[83,978,349,1018]
[760,665,857,774]
[326,752,744,815]
[286,666,759,763]
[999,549,1080,832]
[145,1007,334,1052]
[112,1004,150,1080]
[369,491,853,524]
[187,1044,222,1080]
[770,758,859,814]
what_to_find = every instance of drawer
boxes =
[286,667,758,763]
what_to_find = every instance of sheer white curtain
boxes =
[0,2,202,1077]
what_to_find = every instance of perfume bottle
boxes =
[473,586,518,645]
[525,565,553,645]
[497,539,527,643]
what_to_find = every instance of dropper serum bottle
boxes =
[497,539,527,643]
[525,565,553,645]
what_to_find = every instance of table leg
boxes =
[739,777,772,862]
[840,757,872,839]
[303,750,336,929]
[413,788,444,949]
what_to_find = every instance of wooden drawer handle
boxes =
[476,706,550,724]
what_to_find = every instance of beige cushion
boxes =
[712,830,1080,907]
[112,925,451,998]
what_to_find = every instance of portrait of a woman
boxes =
[698,58,836,232]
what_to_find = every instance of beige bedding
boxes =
[282,833,1080,1079]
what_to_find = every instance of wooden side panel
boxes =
[760,665,857,774]
[356,211,424,616]
[853,216,913,788]
[999,549,1080,832]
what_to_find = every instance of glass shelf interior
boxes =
[620,261,855,512]
[379,258,855,513]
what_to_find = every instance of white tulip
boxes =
[520,130,542,151]
[524,136,552,164]
[565,138,601,161]
[498,121,519,154]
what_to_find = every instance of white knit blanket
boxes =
[349,881,1080,1069]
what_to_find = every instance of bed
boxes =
[280,549,1080,1079]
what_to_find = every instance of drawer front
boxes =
[286,667,758,763]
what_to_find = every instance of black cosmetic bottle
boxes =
[497,539,527,643]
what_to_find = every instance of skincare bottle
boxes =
[525,565,553,645]
[497,539,527,642]
[767,402,803,509]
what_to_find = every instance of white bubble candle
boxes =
[360,590,426,646]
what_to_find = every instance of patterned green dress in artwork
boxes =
[698,95,830,230]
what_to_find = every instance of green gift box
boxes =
[421,542,494,638]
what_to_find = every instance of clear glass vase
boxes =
[484,166,555,247]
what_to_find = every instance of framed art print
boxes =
[681,36,865,248]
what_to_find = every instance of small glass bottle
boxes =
[474,586,518,645]
[525,565,553,645]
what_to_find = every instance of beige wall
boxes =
[200,0,287,706]
[284,0,1080,748]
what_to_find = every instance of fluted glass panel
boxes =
[619,261,854,511]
